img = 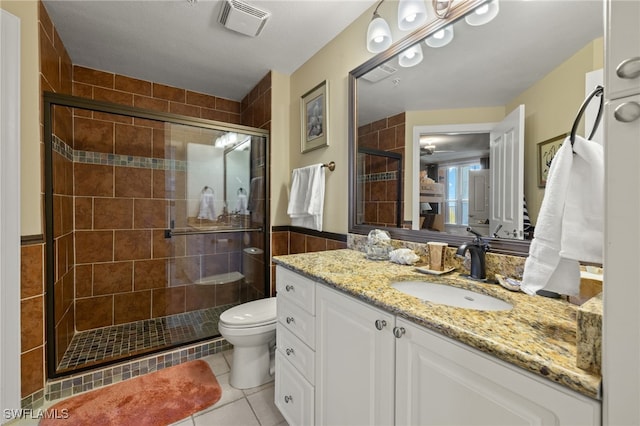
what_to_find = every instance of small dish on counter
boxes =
[415,266,456,275]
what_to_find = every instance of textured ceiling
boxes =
[42,0,378,101]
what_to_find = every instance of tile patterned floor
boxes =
[58,305,236,371]
[12,350,287,426]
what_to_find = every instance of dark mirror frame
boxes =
[348,0,530,256]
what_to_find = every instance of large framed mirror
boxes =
[348,0,603,255]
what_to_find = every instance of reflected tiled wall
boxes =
[358,113,405,227]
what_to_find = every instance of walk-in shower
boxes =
[44,93,269,378]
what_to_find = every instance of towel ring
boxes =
[570,85,604,149]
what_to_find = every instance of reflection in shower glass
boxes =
[46,99,269,376]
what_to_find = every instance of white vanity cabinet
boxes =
[395,318,601,425]
[315,284,396,425]
[274,266,316,426]
[275,267,601,425]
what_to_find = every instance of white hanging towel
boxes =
[197,186,216,220]
[236,193,248,214]
[287,164,325,231]
[521,135,603,296]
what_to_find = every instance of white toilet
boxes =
[218,297,277,389]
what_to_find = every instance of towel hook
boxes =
[570,85,604,149]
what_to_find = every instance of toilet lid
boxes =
[220,297,277,328]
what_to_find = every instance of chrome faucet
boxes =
[456,227,490,280]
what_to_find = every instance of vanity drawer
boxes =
[278,297,315,349]
[275,351,314,426]
[277,325,315,384]
[276,266,315,314]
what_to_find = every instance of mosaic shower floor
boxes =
[58,304,236,372]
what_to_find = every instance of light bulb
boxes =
[475,4,489,15]
[425,25,454,48]
[399,44,423,67]
[398,0,428,31]
[367,14,392,53]
[465,0,499,26]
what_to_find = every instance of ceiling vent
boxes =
[218,0,270,37]
[360,63,398,83]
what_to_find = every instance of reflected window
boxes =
[445,162,481,226]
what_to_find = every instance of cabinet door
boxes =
[315,285,395,426]
[606,0,640,100]
[395,319,600,426]
[275,351,314,426]
[604,94,640,424]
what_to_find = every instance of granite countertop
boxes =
[273,249,602,400]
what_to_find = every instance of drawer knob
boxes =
[374,319,387,330]
[284,395,293,404]
[393,326,406,338]
[285,284,294,292]
[616,57,640,80]
[614,102,640,123]
[286,347,295,356]
[286,316,295,324]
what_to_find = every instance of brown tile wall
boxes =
[24,1,75,402]
[241,72,271,131]
[358,113,405,227]
[20,243,46,401]
[270,229,347,297]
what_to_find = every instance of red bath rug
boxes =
[40,359,222,426]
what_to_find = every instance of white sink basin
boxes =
[391,281,513,311]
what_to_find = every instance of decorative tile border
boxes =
[21,337,231,409]
[358,171,398,183]
[51,135,188,171]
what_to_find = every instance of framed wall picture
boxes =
[537,133,567,187]
[301,80,328,153]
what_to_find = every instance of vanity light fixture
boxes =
[398,0,428,31]
[465,0,500,26]
[367,0,393,53]
[425,25,454,48]
[399,44,423,67]
[215,132,238,148]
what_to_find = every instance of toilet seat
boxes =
[219,297,276,329]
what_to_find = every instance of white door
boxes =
[468,169,490,236]
[490,105,525,239]
[0,9,22,420]
[315,285,395,426]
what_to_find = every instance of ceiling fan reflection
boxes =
[420,144,454,155]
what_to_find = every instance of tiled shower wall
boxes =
[19,0,274,408]
[357,113,406,227]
